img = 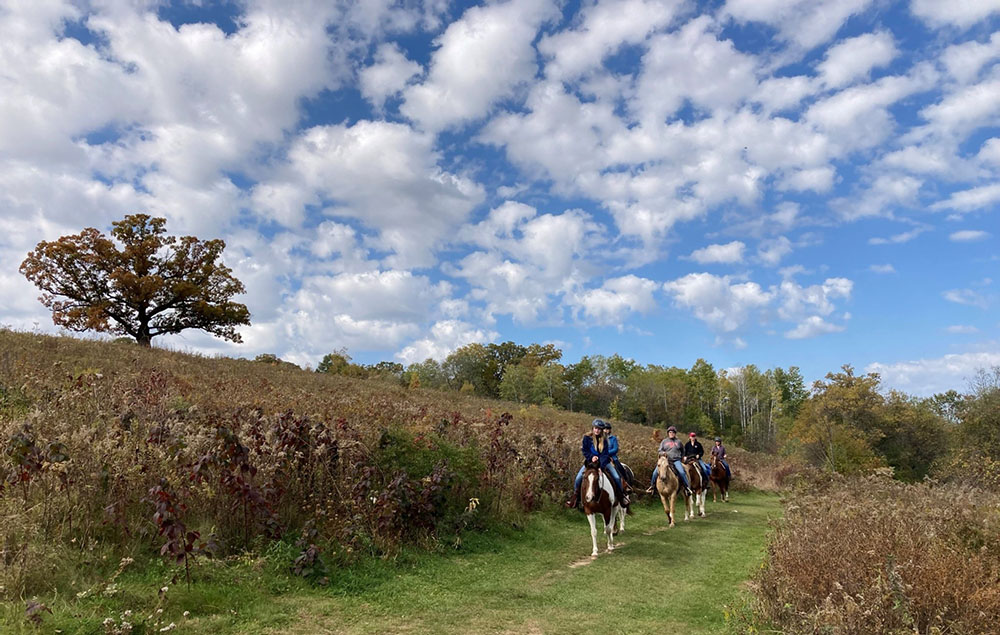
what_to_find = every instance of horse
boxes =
[581,462,625,556]
[654,455,680,527]
[682,456,707,520]
[709,454,730,502]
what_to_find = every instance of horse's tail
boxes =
[619,461,636,487]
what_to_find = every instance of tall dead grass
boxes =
[740,475,1000,634]
[0,329,664,597]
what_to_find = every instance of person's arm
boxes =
[607,436,619,459]
[696,442,704,460]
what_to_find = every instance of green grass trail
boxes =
[6,492,779,634]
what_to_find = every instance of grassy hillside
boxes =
[0,330,666,600]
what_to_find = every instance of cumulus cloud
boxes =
[910,0,1000,29]
[401,0,558,132]
[818,32,897,89]
[396,320,499,364]
[687,241,746,264]
[538,0,682,81]
[664,273,852,337]
[252,120,484,268]
[785,316,845,339]
[664,273,773,332]
[568,275,659,327]
[359,43,422,109]
[870,263,896,274]
[867,351,1000,396]
[724,0,876,51]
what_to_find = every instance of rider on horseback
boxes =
[601,420,633,507]
[646,426,694,497]
[565,419,630,509]
[685,431,711,485]
[711,436,731,479]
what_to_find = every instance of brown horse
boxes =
[709,454,730,502]
[581,463,624,556]
[682,457,707,520]
[654,455,681,527]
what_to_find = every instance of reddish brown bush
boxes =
[743,476,1000,634]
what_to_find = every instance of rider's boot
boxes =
[564,488,580,509]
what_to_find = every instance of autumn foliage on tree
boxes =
[20,214,250,347]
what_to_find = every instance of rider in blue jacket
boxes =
[565,419,629,508]
[602,421,632,495]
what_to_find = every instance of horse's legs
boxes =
[604,510,615,552]
[668,492,676,527]
[698,489,706,517]
[617,505,626,534]
[587,513,599,557]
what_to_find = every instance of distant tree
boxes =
[317,349,352,374]
[563,356,595,412]
[20,213,249,347]
[483,341,528,396]
[444,343,490,393]
[499,363,534,403]
[531,363,566,406]
[522,343,562,368]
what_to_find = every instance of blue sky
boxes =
[1,0,998,395]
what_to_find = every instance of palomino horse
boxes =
[682,456,707,520]
[709,454,730,502]
[581,463,624,556]
[654,455,681,527]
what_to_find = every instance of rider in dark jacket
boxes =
[684,432,711,484]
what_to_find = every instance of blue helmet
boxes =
[591,418,608,429]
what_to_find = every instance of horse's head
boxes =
[656,455,671,476]
[709,453,717,467]
[582,463,604,504]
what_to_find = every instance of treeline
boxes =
[292,343,1000,485]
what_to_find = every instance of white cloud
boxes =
[359,43,422,109]
[818,32,897,89]
[940,33,1000,84]
[687,241,746,264]
[776,277,853,322]
[401,0,558,132]
[538,0,682,81]
[910,0,1000,29]
[724,0,876,51]
[870,263,896,274]
[569,275,659,327]
[943,288,990,309]
[664,273,773,332]
[868,224,930,245]
[757,236,793,266]
[396,320,498,364]
[785,316,845,339]
[950,229,991,242]
[633,16,759,123]
[931,183,1000,213]
[253,120,484,268]
[867,351,1000,396]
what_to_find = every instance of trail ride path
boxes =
[272,491,781,635]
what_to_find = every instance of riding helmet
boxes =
[667,425,677,432]
[714,436,721,442]
[591,418,605,428]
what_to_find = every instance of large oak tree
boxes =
[20,214,250,347]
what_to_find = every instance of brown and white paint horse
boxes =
[654,455,681,527]
[581,463,624,556]
[709,454,730,502]
[682,457,707,520]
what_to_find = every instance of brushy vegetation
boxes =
[0,328,666,604]
[733,475,1000,634]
